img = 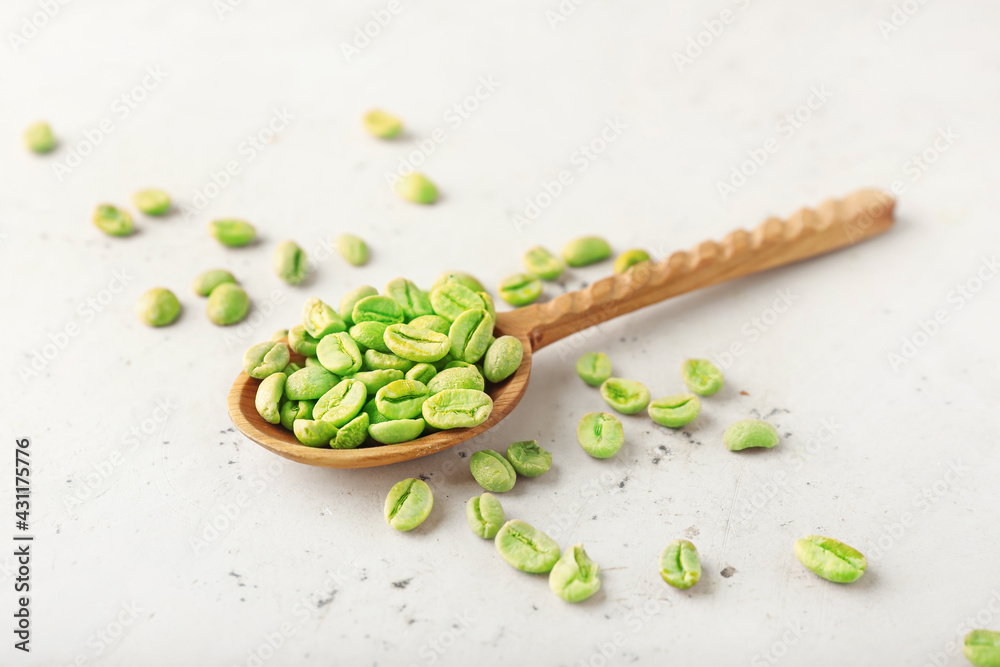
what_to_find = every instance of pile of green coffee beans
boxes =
[244,272,524,448]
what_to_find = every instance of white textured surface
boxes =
[3,1,999,665]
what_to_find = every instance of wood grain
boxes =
[228,188,895,468]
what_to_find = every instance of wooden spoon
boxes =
[229,188,895,468]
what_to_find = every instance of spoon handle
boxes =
[504,188,895,351]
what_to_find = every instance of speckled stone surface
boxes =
[3,1,998,665]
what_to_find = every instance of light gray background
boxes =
[3,1,998,665]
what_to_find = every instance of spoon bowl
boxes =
[228,323,533,468]
[229,189,896,468]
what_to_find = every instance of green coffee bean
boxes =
[331,412,369,449]
[498,273,542,306]
[24,121,56,153]
[363,109,403,139]
[254,372,286,424]
[339,285,378,325]
[369,418,425,444]
[466,492,505,539]
[135,287,181,327]
[132,188,171,216]
[271,329,288,341]
[206,283,250,325]
[600,377,651,414]
[348,369,404,395]
[280,400,314,430]
[192,269,236,297]
[469,450,516,492]
[349,321,391,353]
[363,349,414,372]
[408,314,451,335]
[522,246,565,281]
[395,172,438,204]
[576,412,624,459]
[681,358,724,396]
[242,341,290,379]
[427,366,484,394]
[432,354,457,371]
[384,478,433,531]
[576,352,612,386]
[302,297,346,337]
[562,236,611,267]
[794,535,867,583]
[363,397,389,425]
[724,419,779,451]
[405,363,437,385]
[659,539,701,589]
[375,379,430,420]
[209,219,256,247]
[613,249,651,274]
[293,418,338,447]
[430,282,485,322]
[353,295,404,325]
[506,440,551,477]
[432,271,486,294]
[317,332,363,375]
[273,240,309,285]
[422,389,493,429]
[648,393,701,428]
[448,309,494,363]
[283,362,303,375]
[314,378,367,427]
[964,630,1000,667]
[385,278,433,320]
[494,520,560,574]
[288,325,321,356]
[337,233,369,266]
[483,336,523,383]
[384,323,452,362]
[285,366,340,400]
[304,356,323,368]
[549,544,601,602]
[93,204,134,237]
